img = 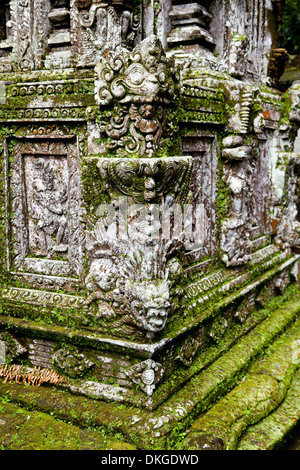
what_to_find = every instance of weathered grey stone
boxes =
[0,0,298,413]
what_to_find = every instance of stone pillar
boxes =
[167,1,215,53]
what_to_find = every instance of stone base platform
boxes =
[0,246,298,412]
[0,285,299,451]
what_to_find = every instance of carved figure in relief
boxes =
[29,159,68,257]
[75,1,139,66]
[84,217,186,337]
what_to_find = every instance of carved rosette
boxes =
[53,346,95,379]
[125,359,164,395]
[94,35,177,157]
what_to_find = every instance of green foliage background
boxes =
[278,0,300,54]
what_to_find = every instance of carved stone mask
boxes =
[113,59,173,104]
[95,35,175,106]
[85,259,117,292]
[126,279,171,333]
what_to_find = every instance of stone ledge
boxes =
[179,318,300,450]
[0,289,299,449]
[0,401,136,450]
[237,368,300,450]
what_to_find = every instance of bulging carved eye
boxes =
[130,71,144,85]
[131,300,145,314]
[125,64,146,86]
[158,71,166,84]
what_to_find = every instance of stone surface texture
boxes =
[0,0,299,451]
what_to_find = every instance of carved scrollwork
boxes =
[95,35,177,157]
[96,156,193,204]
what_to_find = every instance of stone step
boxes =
[179,316,300,450]
[169,3,212,24]
[0,401,135,450]
[0,289,299,450]
[237,368,300,450]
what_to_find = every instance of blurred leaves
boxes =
[278,0,300,54]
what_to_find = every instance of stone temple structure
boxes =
[0,0,299,451]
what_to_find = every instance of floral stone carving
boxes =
[94,35,176,157]
[53,346,95,379]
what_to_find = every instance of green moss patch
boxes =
[179,317,300,450]
[0,399,136,450]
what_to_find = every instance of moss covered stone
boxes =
[0,399,136,450]
[179,317,300,450]
[0,289,299,450]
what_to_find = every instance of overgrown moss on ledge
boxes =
[179,316,300,450]
[1,286,300,450]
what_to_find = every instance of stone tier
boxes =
[0,248,298,410]
[168,2,215,52]
[0,282,299,449]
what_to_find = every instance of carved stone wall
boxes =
[0,0,299,405]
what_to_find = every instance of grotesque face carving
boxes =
[112,57,174,104]
[85,230,186,337]
[95,35,175,106]
[126,279,171,333]
[94,35,177,156]
[85,259,117,292]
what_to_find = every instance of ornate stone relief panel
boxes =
[5,137,83,289]
[83,200,189,339]
[0,0,52,72]
[94,35,176,157]
[72,0,139,68]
